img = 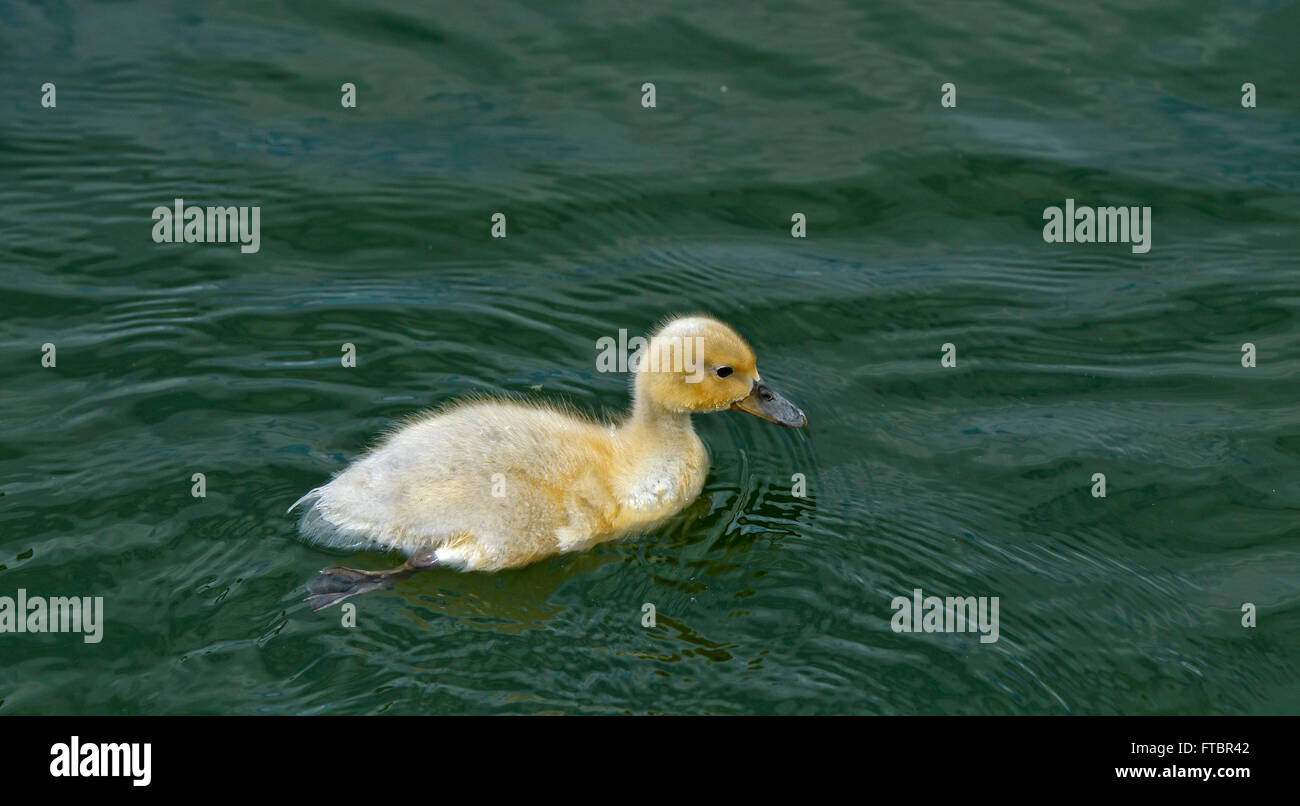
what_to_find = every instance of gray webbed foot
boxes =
[304,554,441,611]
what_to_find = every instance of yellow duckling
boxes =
[292,315,806,609]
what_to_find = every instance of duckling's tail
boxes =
[287,488,322,515]
[288,485,388,553]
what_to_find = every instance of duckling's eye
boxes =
[715,366,733,378]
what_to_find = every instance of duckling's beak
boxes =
[731,382,807,428]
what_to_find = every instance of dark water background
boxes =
[1,0,1297,714]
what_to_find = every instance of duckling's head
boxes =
[633,315,806,427]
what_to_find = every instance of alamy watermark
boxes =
[151,198,260,254]
[891,587,999,643]
[0,589,104,643]
[595,328,706,382]
[1043,199,1151,254]
[50,736,150,786]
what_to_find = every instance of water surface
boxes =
[1,0,1297,714]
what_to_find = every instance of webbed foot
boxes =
[304,551,440,611]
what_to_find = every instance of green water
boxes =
[1,0,1297,715]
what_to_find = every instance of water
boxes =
[1,0,1297,715]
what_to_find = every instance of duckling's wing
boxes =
[290,401,614,559]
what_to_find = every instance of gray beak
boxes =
[730,382,807,428]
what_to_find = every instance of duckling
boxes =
[291,315,806,610]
